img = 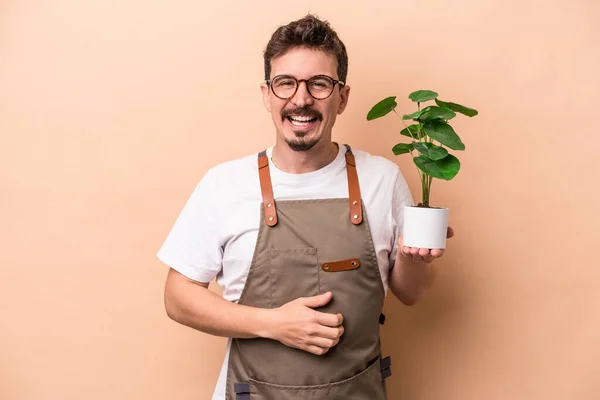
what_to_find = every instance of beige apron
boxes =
[225,144,391,399]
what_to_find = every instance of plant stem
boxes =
[393,107,431,205]
[393,109,417,143]
[422,173,431,207]
[427,175,432,206]
[392,108,425,184]
[421,173,427,207]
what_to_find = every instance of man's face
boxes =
[261,47,350,152]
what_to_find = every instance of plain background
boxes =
[2,1,599,399]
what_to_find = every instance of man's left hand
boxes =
[398,227,455,263]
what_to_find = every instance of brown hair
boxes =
[263,14,348,83]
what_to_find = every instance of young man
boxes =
[158,14,452,400]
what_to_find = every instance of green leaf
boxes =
[412,142,448,161]
[427,146,450,161]
[423,121,466,150]
[409,90,438,103]
[419,106,456,122]
[402,110,424,120]
[414,154,461,180]
[392,143,414,155]
[400,124,424,139]
[435,99,478,117]
[367,96,397,120]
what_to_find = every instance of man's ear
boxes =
[337,85,351,115]
[261,82,271,113]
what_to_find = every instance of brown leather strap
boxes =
[257,151,277,227]
[321,258,360,272]
[344,146,363,225]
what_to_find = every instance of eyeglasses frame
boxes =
[265,74,346,100]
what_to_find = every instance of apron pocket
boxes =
[248,356,386,400]
[269,248,319,308]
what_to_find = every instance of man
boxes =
[158,14,452,400]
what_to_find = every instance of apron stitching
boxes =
[268,250,274,309]
[316,250,321,295]
[237,203,268,305]
[361,206,386,296]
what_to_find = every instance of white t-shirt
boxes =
[157,143,413,400]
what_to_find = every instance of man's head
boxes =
[261,15,350,152]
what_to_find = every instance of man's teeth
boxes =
[290,115,314,121]
[288,115,316,126]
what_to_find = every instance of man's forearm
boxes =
[164,269,273,339]
[388,256,438,306]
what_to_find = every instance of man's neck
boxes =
[271,140,339,174]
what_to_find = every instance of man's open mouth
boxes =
[286,115,319,127]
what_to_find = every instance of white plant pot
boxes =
[402,205,449,249]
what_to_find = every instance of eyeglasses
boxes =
[266,74,345,100]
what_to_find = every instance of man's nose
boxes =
[290,80,314,107]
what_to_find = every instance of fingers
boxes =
[277,296,345,356]
[315,324,344,340]
[430,248,444,257]
[406,246,432,257]
[300,292,332,309]
[304,325,344,356]
[309,335,341,349]
[401,246,444,263]
[402,246,428,260]
[315,311,344,327]
[304,345,330,356]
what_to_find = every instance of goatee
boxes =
[285,131,319,151]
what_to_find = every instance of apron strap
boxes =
[380,356,392,380]
[234,382,250,400]
[257,150,278,227]
[344,144,363,225]
[257,144,363,227]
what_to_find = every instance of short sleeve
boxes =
[389,168,414,267]
[156,169,224,283]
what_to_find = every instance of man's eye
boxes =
[310,80,331,89]
[276,80,295,87]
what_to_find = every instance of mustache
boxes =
[281,105,322,120]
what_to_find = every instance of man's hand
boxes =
[265,292,344,356]
[398,226,455,263]
[388,227,455,305]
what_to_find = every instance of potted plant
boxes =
[366,90,478,249]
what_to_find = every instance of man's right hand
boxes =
[165,270,344,354]
[264,291,344,356]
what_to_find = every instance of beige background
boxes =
[1,0,599,399]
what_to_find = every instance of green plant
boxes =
[367,90,478,207]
